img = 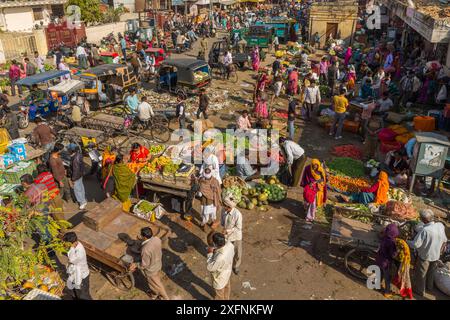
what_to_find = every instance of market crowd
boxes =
[0,0,449,302]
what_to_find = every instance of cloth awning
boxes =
[16,70,71,87]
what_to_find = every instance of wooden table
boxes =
[140,174,193,214]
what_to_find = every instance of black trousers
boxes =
[73,275,93,300]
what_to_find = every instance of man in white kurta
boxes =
[221,196,243,275]
[64,232,91,300]
[206,232,235,300]
[200,147,222,184]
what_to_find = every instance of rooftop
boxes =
[398,0,450,22]
[0,0,66,8]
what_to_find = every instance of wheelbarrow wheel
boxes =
[106,271,135,291]
[344,248,375,281]
[151,123,171,143]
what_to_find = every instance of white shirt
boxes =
[207,241,235,289]
[221,208,243,242]
[304,86,321,104]
[137,101,154,121]
[200,154,222,184]
[76,46,86,57]
[66,242,90,290]
[283,140,305,165]
[377,98,393,112]
[224,52,233,66]
[408,221,447,261]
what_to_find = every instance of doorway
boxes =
[326,23,338,40]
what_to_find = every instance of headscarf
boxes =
[222,194,237,208]
[375,171,389,204]
[310,159,325,181]
[376,223,399,270]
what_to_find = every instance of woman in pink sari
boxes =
[288,68,299,95]
[344,46,352,66]
[251,46,260,71]
[254,92,268,119]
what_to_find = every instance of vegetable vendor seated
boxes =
[341,171,389,205]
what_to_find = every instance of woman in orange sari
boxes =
[301,159,327,206]
[343,171,389,205]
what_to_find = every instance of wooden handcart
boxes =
[72,199,170,291]
[330,205,416,280]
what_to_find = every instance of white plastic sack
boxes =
[435,262,450,297]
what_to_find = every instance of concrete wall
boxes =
[85,21,127,44]
[33,29,49,58]
[3,7,34,32]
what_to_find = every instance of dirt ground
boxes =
[12,32,450,300]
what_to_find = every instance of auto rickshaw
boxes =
[78,63,138,110]
[16,70,72,121]
[144,47,167,67]
[156,59,211,98]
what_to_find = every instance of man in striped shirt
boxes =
[34,164,59,200]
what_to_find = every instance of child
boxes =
[288,112,295,140]
[303,181,318,223]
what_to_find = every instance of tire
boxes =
[151,123,171,143]
[106,271,135,291]
[153,114,169,127]
[18,115,29,129]
[344,248,375,281]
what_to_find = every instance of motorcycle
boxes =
[85,141,102,180]
[18,104,29,129]
[51,105,75,132]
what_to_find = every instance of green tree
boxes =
[65,0,103,25]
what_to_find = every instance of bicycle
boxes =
[211,63,238,84]
[127,114,171,143]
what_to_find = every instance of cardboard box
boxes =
[83,198,123,232]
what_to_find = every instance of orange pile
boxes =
[328,174,371,193]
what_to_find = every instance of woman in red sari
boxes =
[129,142,150,163]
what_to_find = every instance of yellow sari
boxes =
[311,159,327,207]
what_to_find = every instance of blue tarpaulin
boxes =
[16,70,71,87]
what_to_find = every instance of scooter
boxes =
[18,104,29,129]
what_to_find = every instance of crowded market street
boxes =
[0,0,449,302]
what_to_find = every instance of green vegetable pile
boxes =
[255,182,287,202]
[328,157,365,178]
[44,63,54,71]
[222,185,242,203]
[136,200,156,213]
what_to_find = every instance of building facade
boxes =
[0,0,66,32]
[308,0,359,47]
[382,0,450,67]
